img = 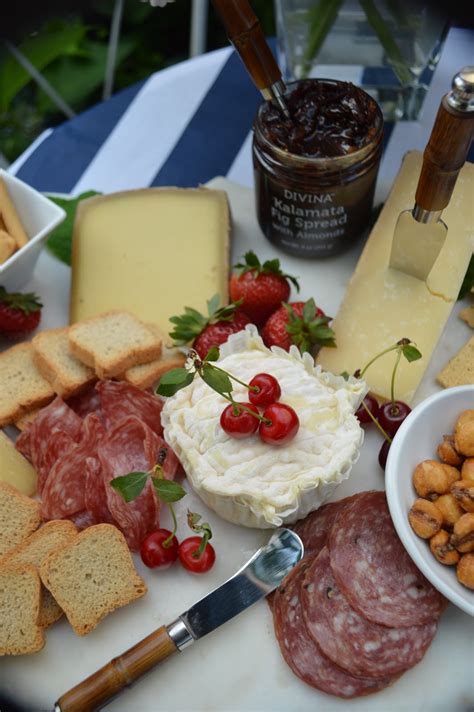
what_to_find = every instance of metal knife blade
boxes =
[175,527,304,644]
[54,528,304,712]
[389,210,447,281]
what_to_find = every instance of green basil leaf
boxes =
[153,479,187,503]
[201,364,233,396]
[402,344,422,362]
[110,471,149,502]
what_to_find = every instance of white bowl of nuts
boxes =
[386,385,474,617]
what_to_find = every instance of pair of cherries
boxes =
[356,395,412,469]
[220,373,299,446]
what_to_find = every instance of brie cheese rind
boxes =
[162,326,367,528]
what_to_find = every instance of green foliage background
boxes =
[0,0,275,162]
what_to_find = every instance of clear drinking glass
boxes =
[275,0,448,120]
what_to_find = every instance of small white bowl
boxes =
[0,170,66,291]
[386,385,474,617]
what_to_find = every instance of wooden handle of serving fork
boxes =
[55,626,178,712]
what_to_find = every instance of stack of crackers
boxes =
[0,178,28,264]
[0,310,185,428]
[437,294,474,388]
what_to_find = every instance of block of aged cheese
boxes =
[70,188,230,335]
[0,431,37,496]
[317,151,474,403]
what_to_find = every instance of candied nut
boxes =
[451,513,474,553]
[408,498,442,538]
[435,493,464,529]
[454,410,474,457]
[429,530,460,565]
[412,460,459,499]
[450,480,474,513]
[457,553,474,590]
[461,458,474,483]
[437,435,463,467]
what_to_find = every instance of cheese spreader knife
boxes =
[54,527,303,712]
[389,66,474,281]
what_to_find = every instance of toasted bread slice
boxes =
[3,520,78,627]
[32,327,96,398]
[14,408,41,431]
[68,311,162,379]
[123,345,186,389]
[0,343,55,427]
[437,336,474,388]
[0,564,45,655]
[40,524,147,635]
[0,482,41,559]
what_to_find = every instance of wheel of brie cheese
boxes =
[162,326,367,528]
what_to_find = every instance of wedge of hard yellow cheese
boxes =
[70,188,230,335]
[0,431,37,496]
[317,151,474,403]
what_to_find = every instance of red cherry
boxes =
[259,403,299,445]
[248,373,281,407]
[140,529,179,569]
[378,440,391,471]
[178,536,216,573]
[355,394,380,425]
[378,401,411,437]
[220,402,260,438]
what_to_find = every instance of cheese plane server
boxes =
[54,527,304,712]
[389,66,474,281]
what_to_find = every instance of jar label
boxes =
[255,169,377,258]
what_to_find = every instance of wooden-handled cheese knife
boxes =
[389,67,474,281]
[53,528,303,712]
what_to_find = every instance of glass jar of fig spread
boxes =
[253,79,383,257]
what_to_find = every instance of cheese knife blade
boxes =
[389,66,474,281]
[54,528,303,712]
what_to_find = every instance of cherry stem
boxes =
[361,400,392,444]
[223,393,272,425]
[391,349,402,404]
[193,531,210,559]
[359,344,399,378]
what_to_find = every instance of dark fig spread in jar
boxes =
[253,79,383,258]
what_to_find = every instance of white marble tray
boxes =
[0,179,472,712]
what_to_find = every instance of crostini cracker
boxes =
[437,336,474,388]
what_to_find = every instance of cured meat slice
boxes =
[84,456,116,525]
[99,416,168,550]
[68,510,97,530]
[292,494,361,559]
[301,547,438,679]
[97,381,163,435]
[68,385,102,420]
[328,490,444,627]
[272,560,396,698]
[41,414,104,520]
[16,397,83,494]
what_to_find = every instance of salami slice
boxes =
[68,385,102,420]
[99,415,165,550]
[97,381,163,435]
[273,560,396,698]
[84,456,116,526]
[292,494,361,559]
[16,397,83,493]
[301,547,438,679]
[328,490,444,627]
[41,413,104,520]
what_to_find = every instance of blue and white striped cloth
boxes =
[10,28,474,200]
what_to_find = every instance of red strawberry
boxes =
[0,287,42,338]
[229,251,299,327]
[170,294,250,359]
[261,299,336,353]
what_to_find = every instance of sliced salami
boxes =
[97,381,164,435]
[41,413,104,520]
[68,385,102,420]
[273,560,396,698]
[301,547,438,679]
[16,397,83,493]
[328,490,444,627]
[84,455,116,525]
[292,494,361,559]
[99,416,166,550]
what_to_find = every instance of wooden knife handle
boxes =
[55,626,178,712]
[415,97,474,212]
[211,0,281,90]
